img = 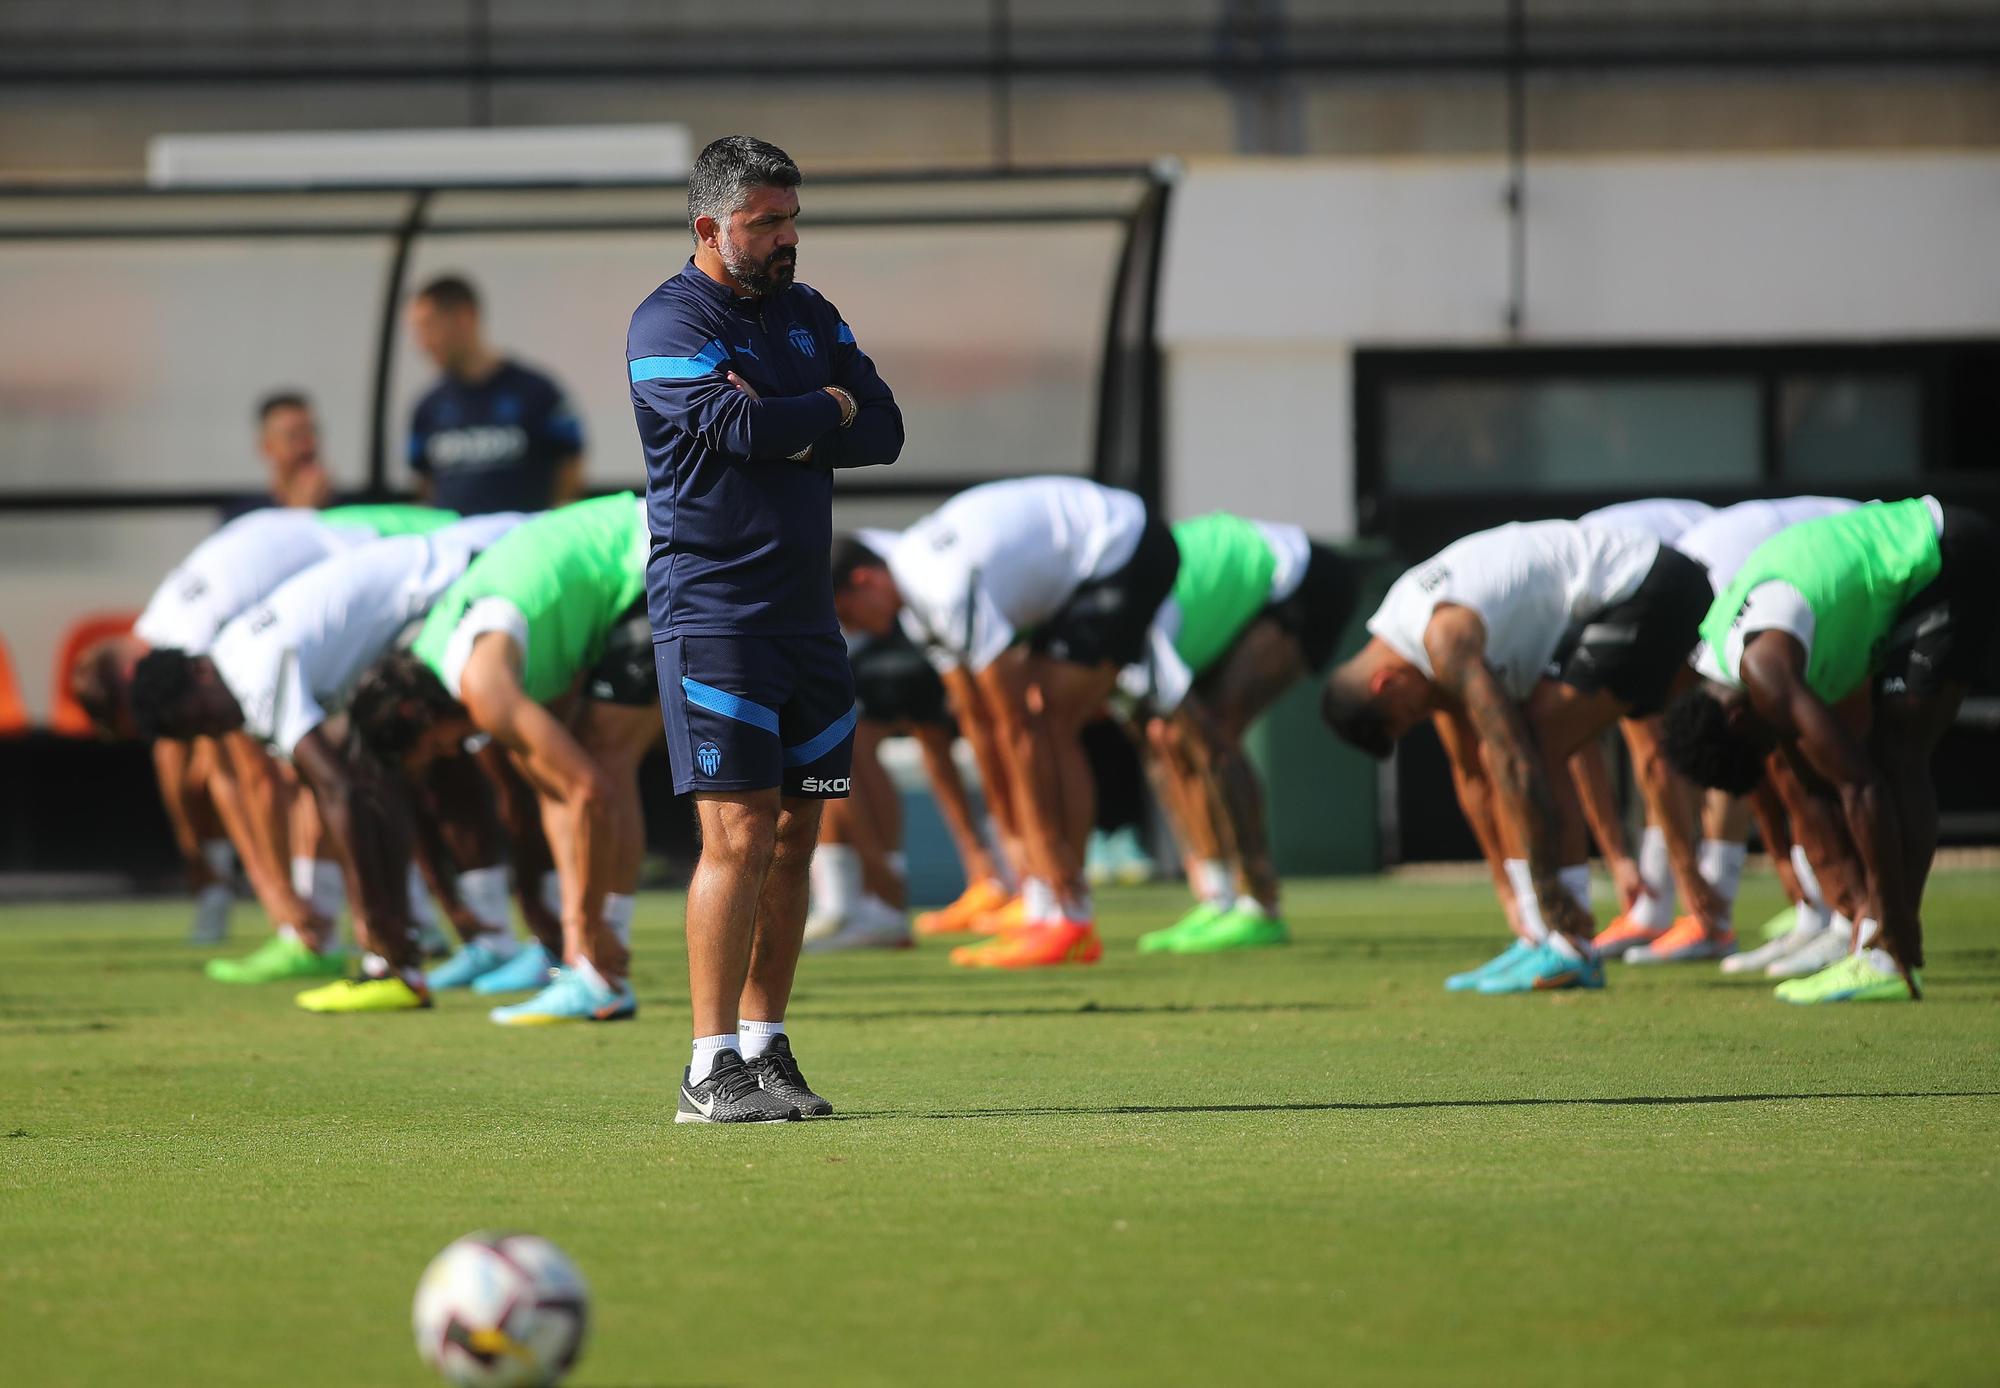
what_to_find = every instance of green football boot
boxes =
[205,933,347,985]
[1138,902,1223,954]
[1172,904,1290,953]
[1774,951,1919,1004]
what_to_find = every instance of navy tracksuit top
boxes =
[627,258,903,640]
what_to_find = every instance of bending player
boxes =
[831,476,1180,969]
[1320,518,1711,992]
[127,513,530,1011]
[1586,496,1860,966]
[351,493,662,1024]
[1663,497,1997,1003]
[806,609,1009,950]
[1124,512,1357,954]
[73,503,458,947]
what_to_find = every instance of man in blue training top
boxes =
[407,274,587,513]
[628,135,903,1123]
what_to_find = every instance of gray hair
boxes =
[687,136,801,241]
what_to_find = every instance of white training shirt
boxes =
[1577,498,1714,546]
[1366,520,1660,701]
[887,477,1146,673]
[133,509,383,654]
[210,514,527,757]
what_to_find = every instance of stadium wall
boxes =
[1155,150,2000,537]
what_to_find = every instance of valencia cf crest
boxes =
[696,741,722,777]
[788,324,816,358]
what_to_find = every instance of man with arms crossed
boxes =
[629,136,903,1122]
[1320,519,1711,993]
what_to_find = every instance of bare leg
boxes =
[686,791,780,1039]
[573,701,661,980]
[1868,683,1963,969]
[478,742,562,952]
[742,798,826,1022]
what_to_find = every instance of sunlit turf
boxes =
[3,870,1997,1386]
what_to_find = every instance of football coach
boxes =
[627,135,903,1123]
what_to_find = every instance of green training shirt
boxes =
[1697,498,1941,703]
[414,493,648,703]
[1168,513,1280,677]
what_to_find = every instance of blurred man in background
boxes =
[406,274,587,514]
[217,391,335,520]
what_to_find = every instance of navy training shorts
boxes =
[655,631,857,798]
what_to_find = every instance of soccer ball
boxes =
[412,1232,589,1387]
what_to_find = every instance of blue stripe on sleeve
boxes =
[782,702,859,767]
[835,323,856,346]
[630,338,730,383]
[682,677,779,735]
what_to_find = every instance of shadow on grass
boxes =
[798,999,1356,1024]
[827,1089,2000,1122]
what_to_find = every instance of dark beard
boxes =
[724,244,797,298]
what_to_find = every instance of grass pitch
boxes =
[4,870,1999,1387]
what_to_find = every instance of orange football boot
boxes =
[914,878,1013,937]
[1623,914,1737,963]
[1589,912,1663,958]
[966,892,1030,938]
[949,920,1102,969]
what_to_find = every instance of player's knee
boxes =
[701,805,779,874]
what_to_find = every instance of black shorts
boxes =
[1877,504,2000,699]
[655,631,855,797]
[1032,510,1180,669]
[851,626,950,727]
[1550,545,1712,716]
[585,601,660,707]
[1263,542,1357,673]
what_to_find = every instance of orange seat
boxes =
[50,611,139,737]
[0,636,28,735]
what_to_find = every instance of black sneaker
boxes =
[676,1049,800,1124]
[745,1034,834,1117]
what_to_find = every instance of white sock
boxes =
[738,1018,785,1060]
[201,838,235,880]
[1795,898,1830,934]
[1789,845,1827,913]
[1697,840,1746,918]
[541,870,563,919]
[810,843,862,920]
[457,864,515,945]
[406,862,438,929]
[1852,917,1880,952]
[1231,895,1270,919]
[1861,946,1899,976]
[1022,876,1059,924]
[1198,858,1232,908]
[1558,864,1592,912]
[292,857,346,922]
[572,954,617,993]
[1637,825,1675,911]
[885,851,907,885]
[688,1033,737,1084]
[602,893,636,949]
[1504,859,1550,943]
[1545,928,1583,961]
